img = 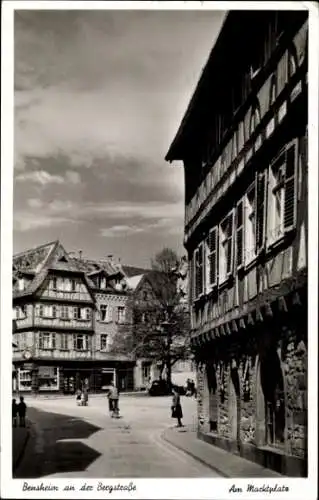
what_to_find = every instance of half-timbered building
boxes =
[166,11,308,476]
[12,241,136,394]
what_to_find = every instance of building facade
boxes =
[12,241,137,394]
[166,11,308,476]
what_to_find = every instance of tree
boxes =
[109,250,191,387]
[151,248,179,274]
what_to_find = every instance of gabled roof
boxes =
[122,265,151,278]
[134,270,177,304]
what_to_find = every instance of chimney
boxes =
[107,254,113,263]
[79,250,83,260]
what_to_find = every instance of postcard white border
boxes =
[1,1,318,499]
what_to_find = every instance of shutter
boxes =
[226,212,234,274]
[208,227,218,286]
[52,333,56,350]
[236,201,244,267]
[38,332,43,349]
[256,172,267,252]
[73,334,77,350]
[284,142,297,231]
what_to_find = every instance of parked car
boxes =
[148,380,186,396]
[148,379,170,396]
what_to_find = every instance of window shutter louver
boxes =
[195,245,204,298]
[284,143,297,231]
[226,212,234,274]
[256,172,267,252]
[236,201,244,267]
[208,227,218,287]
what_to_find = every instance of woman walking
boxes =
[171,388,183,427]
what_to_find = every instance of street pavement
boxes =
[14,395,221,478]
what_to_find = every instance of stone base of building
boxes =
[198,431,307,477]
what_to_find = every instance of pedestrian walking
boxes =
[107,381,120,418]
[12,398,18,427]
[18,396,27,427]
[171,388,183,427]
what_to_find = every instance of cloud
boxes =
[15,170,64,185]
[14,213,77,232]
[15,168,81,186]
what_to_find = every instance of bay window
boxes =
[219,212,234,283]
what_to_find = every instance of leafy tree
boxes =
[109,249,191,387]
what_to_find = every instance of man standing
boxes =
[107,381,119,418]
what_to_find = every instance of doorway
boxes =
[206,362,218,432]
[229,365,241,444]
[260,349,285,447]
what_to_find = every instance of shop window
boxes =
[18,369,32,391]
[38,366,59,391]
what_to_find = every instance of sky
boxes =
[14,8,225,267]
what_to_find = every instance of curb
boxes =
[13,428,30,473]
[160,429,229,478]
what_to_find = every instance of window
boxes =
[51,277,57,290]
[39,332,56,350]
[206,227,218,289]
[266,75,277,138]
[267,141,297,246]
[100,277,106,289]
[73,334,89,351]
[100,304,108,322]
[38,366,59,391]
[143,291,148,301]
[100,334,108,351]
[219,212,234,283]
[18,370,32,391]
[52,305,57,319]
[61,305,70,320]
[15,305,27,319]
[60,334,69,350]
[85,308,91,320]
[194,243,204,298]
[43,305,52,318]
[73,306,80,320]
[244,183,256,265]
[117,306,125,324]
[236,201,244,268]
[18,279,25,291]
[256,172,267,252]
[38,305,44,318]
[71,279,76,292]
[250,104,262,150]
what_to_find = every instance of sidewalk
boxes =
[161,426,283,478]
[12,422,30,472]
[16,391,148,401]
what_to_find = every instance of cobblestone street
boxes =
[14,395,220,478]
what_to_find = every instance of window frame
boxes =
[60,333,69,351]
[194,242,205,299]
[266,139,298,248]
[100,334,108,352]
[205,226,218,291]
[73,334,89,351]
[39,332,56,350]
[219,210,234,285]
[117,306,125,324]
